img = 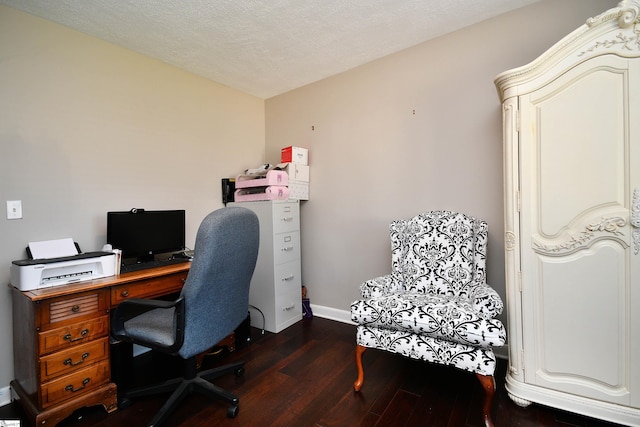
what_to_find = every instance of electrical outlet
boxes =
[6,200,22,219]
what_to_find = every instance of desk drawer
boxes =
[111,272,187,305]
[40,359,110,408]
[38,315,109,356]
[40,337,109,382]
[37,290,109,331]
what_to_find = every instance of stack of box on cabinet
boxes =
[232,146,310,203]
[279,146,309,201]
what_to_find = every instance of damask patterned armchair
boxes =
[351,211,506,427]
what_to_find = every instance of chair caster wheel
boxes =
[118,396,132,410]
[227,405,239,418]
[235,367,245,377]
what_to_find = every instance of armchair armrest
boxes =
[111,297,185,353]
[470,283,504,319]
[359,274,403,299]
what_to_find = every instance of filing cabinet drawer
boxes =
[275,295,302,331]
[273,231,300,265]
[111,271,187,305]
[37,290,109,331]
[273,202,300,234]
[275,260,301,296]
[40,337,109,382]
[38,315,109,356]
[40,359,110,408]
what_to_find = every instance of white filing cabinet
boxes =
[230,200,302,333]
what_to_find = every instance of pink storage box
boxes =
[234,186,290,202]
[235,170,288,188]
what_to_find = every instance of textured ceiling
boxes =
[1,0,541,99]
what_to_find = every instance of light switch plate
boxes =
[6,200,22,219]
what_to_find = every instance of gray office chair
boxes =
[111,207,259,426]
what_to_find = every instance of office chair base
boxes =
[120,358,245,426]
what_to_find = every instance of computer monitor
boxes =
[107,209,185,263]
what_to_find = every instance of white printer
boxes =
[11,251,116,292]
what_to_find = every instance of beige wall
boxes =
[0,6,264,393]
[265,0,616,344]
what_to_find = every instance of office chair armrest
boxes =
[111,297,186,349]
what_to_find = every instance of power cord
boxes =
[249,304,266,335]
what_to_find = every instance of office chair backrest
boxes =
[178,207,259,359]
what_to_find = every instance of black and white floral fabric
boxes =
[351,211,506,376]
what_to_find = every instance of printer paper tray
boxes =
[235,170,288,188]
[234,186,290,202]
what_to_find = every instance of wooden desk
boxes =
[10,263,190,427]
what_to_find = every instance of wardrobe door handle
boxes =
[632,188,640,227]
[632,188,639,254]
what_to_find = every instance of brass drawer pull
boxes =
[65,378,90,393]
[64,352,89,366]
[121,290,129,297]
[71,305,80,313]
[64,329,89,342]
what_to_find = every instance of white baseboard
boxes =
[309,304,354,325]
[0,385,12,407]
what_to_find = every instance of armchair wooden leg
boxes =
[476,373,496,427]
[354,345,366,391]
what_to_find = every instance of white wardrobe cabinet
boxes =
[495,1,640,425]
[230,200,302,333]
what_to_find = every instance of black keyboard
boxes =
[120,257,190,273]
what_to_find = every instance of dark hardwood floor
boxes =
[0,317,627,427]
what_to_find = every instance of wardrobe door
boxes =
[518,54,639,406]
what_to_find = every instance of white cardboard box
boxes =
[288,180,309,200]
[281,146,309,165]
[278,163,309,182]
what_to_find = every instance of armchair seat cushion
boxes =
[351,293,506,348]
